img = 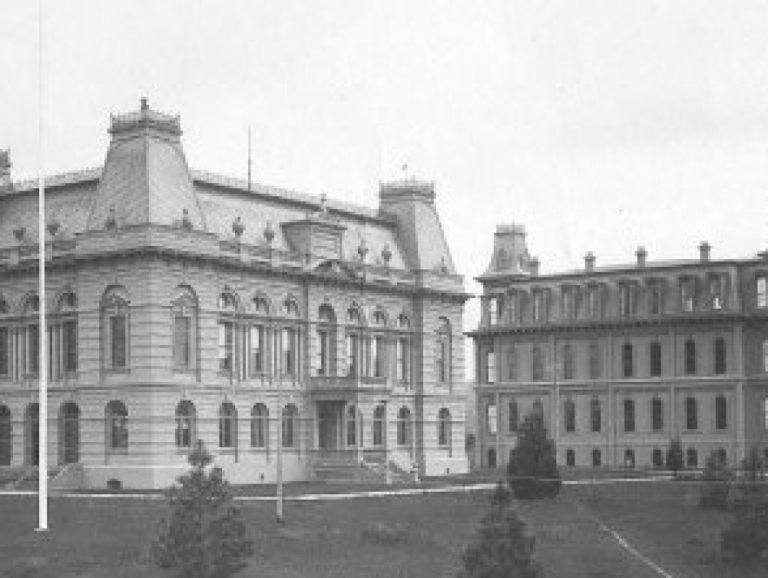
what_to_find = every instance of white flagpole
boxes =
[36,0,48,533]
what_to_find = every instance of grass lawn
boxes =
[0,481,763,577]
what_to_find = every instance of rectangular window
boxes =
[622,343,633,378]
[318,329,328,376]
[173,316,190,370]
[649,281,663,315]
[562,344,574,380]
[488,297,498,326]
[758,276,768,308]
[763,340,768,373]
[346,334,358,376]
[587,286,600,318]
[532,346,544,381]
[508,294,518,325]
[681,278,695,312]
[62,321,78,373]
[714,338,726,374]
[684,339,696,375]
[486,403,497,435]
[28,324,39,374]
[619,283,634,317]
[110,316,127,369]
[589,341,600,379]
[396,338,408,382]
[709,277,723,310]
[715,396,727,430]
[623,399,635,432]
[486,350,495,384]
[281,327,295,376]
[0,327,8,376]
[250,325,264,374]
[507,347,517,381]
[508,400,519,432]
[373,336,385,377]
[686,397,698,430]
[218,321,233,372]
[651,398,663,431]
[562,287,575,319]
[764,397,768,430]
[590,399,601,432]
[533,291,546,323]
[650,341,662,377]
[564,400,575,432]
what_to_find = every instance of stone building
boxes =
[471,223,768,471]
[0,100,469,489]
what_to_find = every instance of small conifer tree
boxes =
[665,438,684,476]
[459,483,542,578]
[507,411,561,499]
[151,441,253,578]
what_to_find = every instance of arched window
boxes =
[0,405,11,465]
[346,405,357,447]
[102,287,130,370]
[175,401,196,448]
[251,403,268,448]
[590,398,601,432]
[531,345,544,381]
[714,337,726,374]
[562,343,574,380]
[317,304,337,376]
[217,291,239,374]
[507,346,517,381]
[171,287,198,372]
[566,448,575,467]
[282,404,298,448]
[219,403,237,448]
[105,400,128,451]
[371,310,388,379]
[438,408,451,448]
[684,338,696,375]
[52,291,78,379]
[649,341,662,377]
[592,448,602,467]
[436,318,451,384]
[397,406,411,446]
[373,405,385,446]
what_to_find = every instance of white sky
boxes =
[3,1,768,381]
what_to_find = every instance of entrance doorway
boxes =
[317,401,344,452]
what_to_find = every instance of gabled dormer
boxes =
[281,194,347,262]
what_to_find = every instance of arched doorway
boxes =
[0,406,11,466]
[60,402,80,464]
[26,403,39,466]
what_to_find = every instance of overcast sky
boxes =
[3,1,768,380]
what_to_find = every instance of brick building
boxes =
[0,100,469,489]
[471,223,768,471]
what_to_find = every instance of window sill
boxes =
[105,368,131,374]
[172,368,196,375]
[107,448,129,454]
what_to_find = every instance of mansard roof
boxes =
[0,100,460,285]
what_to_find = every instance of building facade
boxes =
[471,224,768,471]
[0,100,469,489]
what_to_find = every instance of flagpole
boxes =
[36,0,49,533]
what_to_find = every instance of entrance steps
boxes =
[2,465,68,490]
[312,451,416,484]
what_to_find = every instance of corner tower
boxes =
[86,98,205,231]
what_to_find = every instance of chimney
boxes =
[636,246,647,268]
[584,251,596,273]
[530,256,540,277]
[699,241,711,262]
[141,97,149,112]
